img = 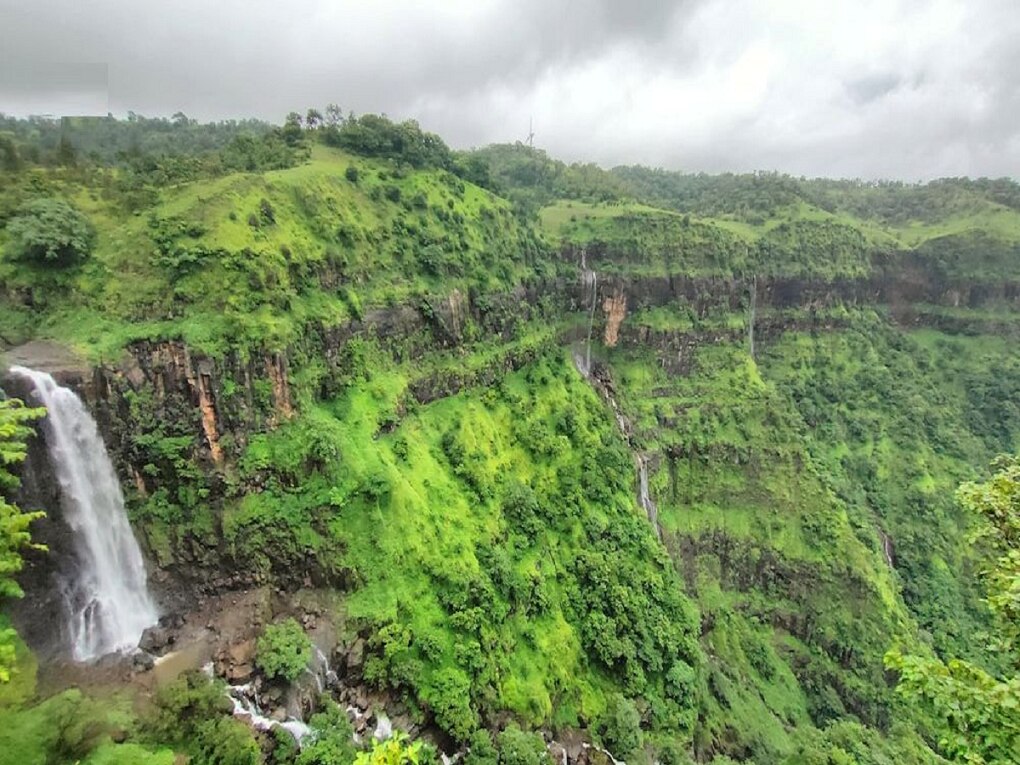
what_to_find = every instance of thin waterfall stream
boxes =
[572,255,663,542]
[10,366,158,661]
[580,248,598,378]
[636,453,662,541]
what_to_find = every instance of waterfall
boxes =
[10,366,158,661]
[637,454,661,541]
[308,645,338,692]
[580,249,598,378]
[879,530,894,568]
[748,274,757,361]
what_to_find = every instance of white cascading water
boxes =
[580,249,598,378]
[10,366,158,661]
[226,681,312,744]
[636,454,661,541]
[201,662,313,745]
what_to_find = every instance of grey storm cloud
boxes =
[1,0,1019,180]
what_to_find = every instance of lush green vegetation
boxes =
[4,111,1020,765]
[143,672,260,765]
[223,352,700,740]
[887,455,1020,765]
[256,618,313,682]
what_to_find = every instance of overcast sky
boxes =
[1,0,1018,179]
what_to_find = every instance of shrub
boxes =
[345,165,359,183]
[143,672,259,765]
[657,741,693,765]
[463,729,498,765]
[496,724,550,765]
[297,699,357,765]
[4,199,95,267]
[256,618,313,682]
[597,694,642,760]
[354,733,423,765]
[259,198,276,224]
[423,667,477,742]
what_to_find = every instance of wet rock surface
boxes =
[139,626,173,654]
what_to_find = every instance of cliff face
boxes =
[4,245,1019,763]
[6,255,1019,658]
[9,259,1020,599]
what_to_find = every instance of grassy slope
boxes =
[539,195,1020,281]
[225,350,701,734]
[1,145,544,360]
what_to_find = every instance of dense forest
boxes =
[1,111,1019,765]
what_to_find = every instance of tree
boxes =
[282,112,304,146]
[4,199,95,267]
[306,109,324,130]
[886,454,1020,765]
[496,724,550,765]
[0,134,22,172]
[0,398,45,682]
[327,114,452,169]
[256,617,313,682]
[325,104,344,127]
[56,133,77,167]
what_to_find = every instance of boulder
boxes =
[139,626,171,654]
[559,729,587,765]
[354,686,369,709]
[158,612,185,630]
[346,637,366,680]
[132,651,155,672]
[227,662,254,683]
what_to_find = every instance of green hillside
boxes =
[2,114,1020,765]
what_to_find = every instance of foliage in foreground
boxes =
[353,734,424,765]
[0,397,45,683]
[142,671,259,765]
[887,455,1020,765]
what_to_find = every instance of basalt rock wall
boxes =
[4,260,1018,615]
